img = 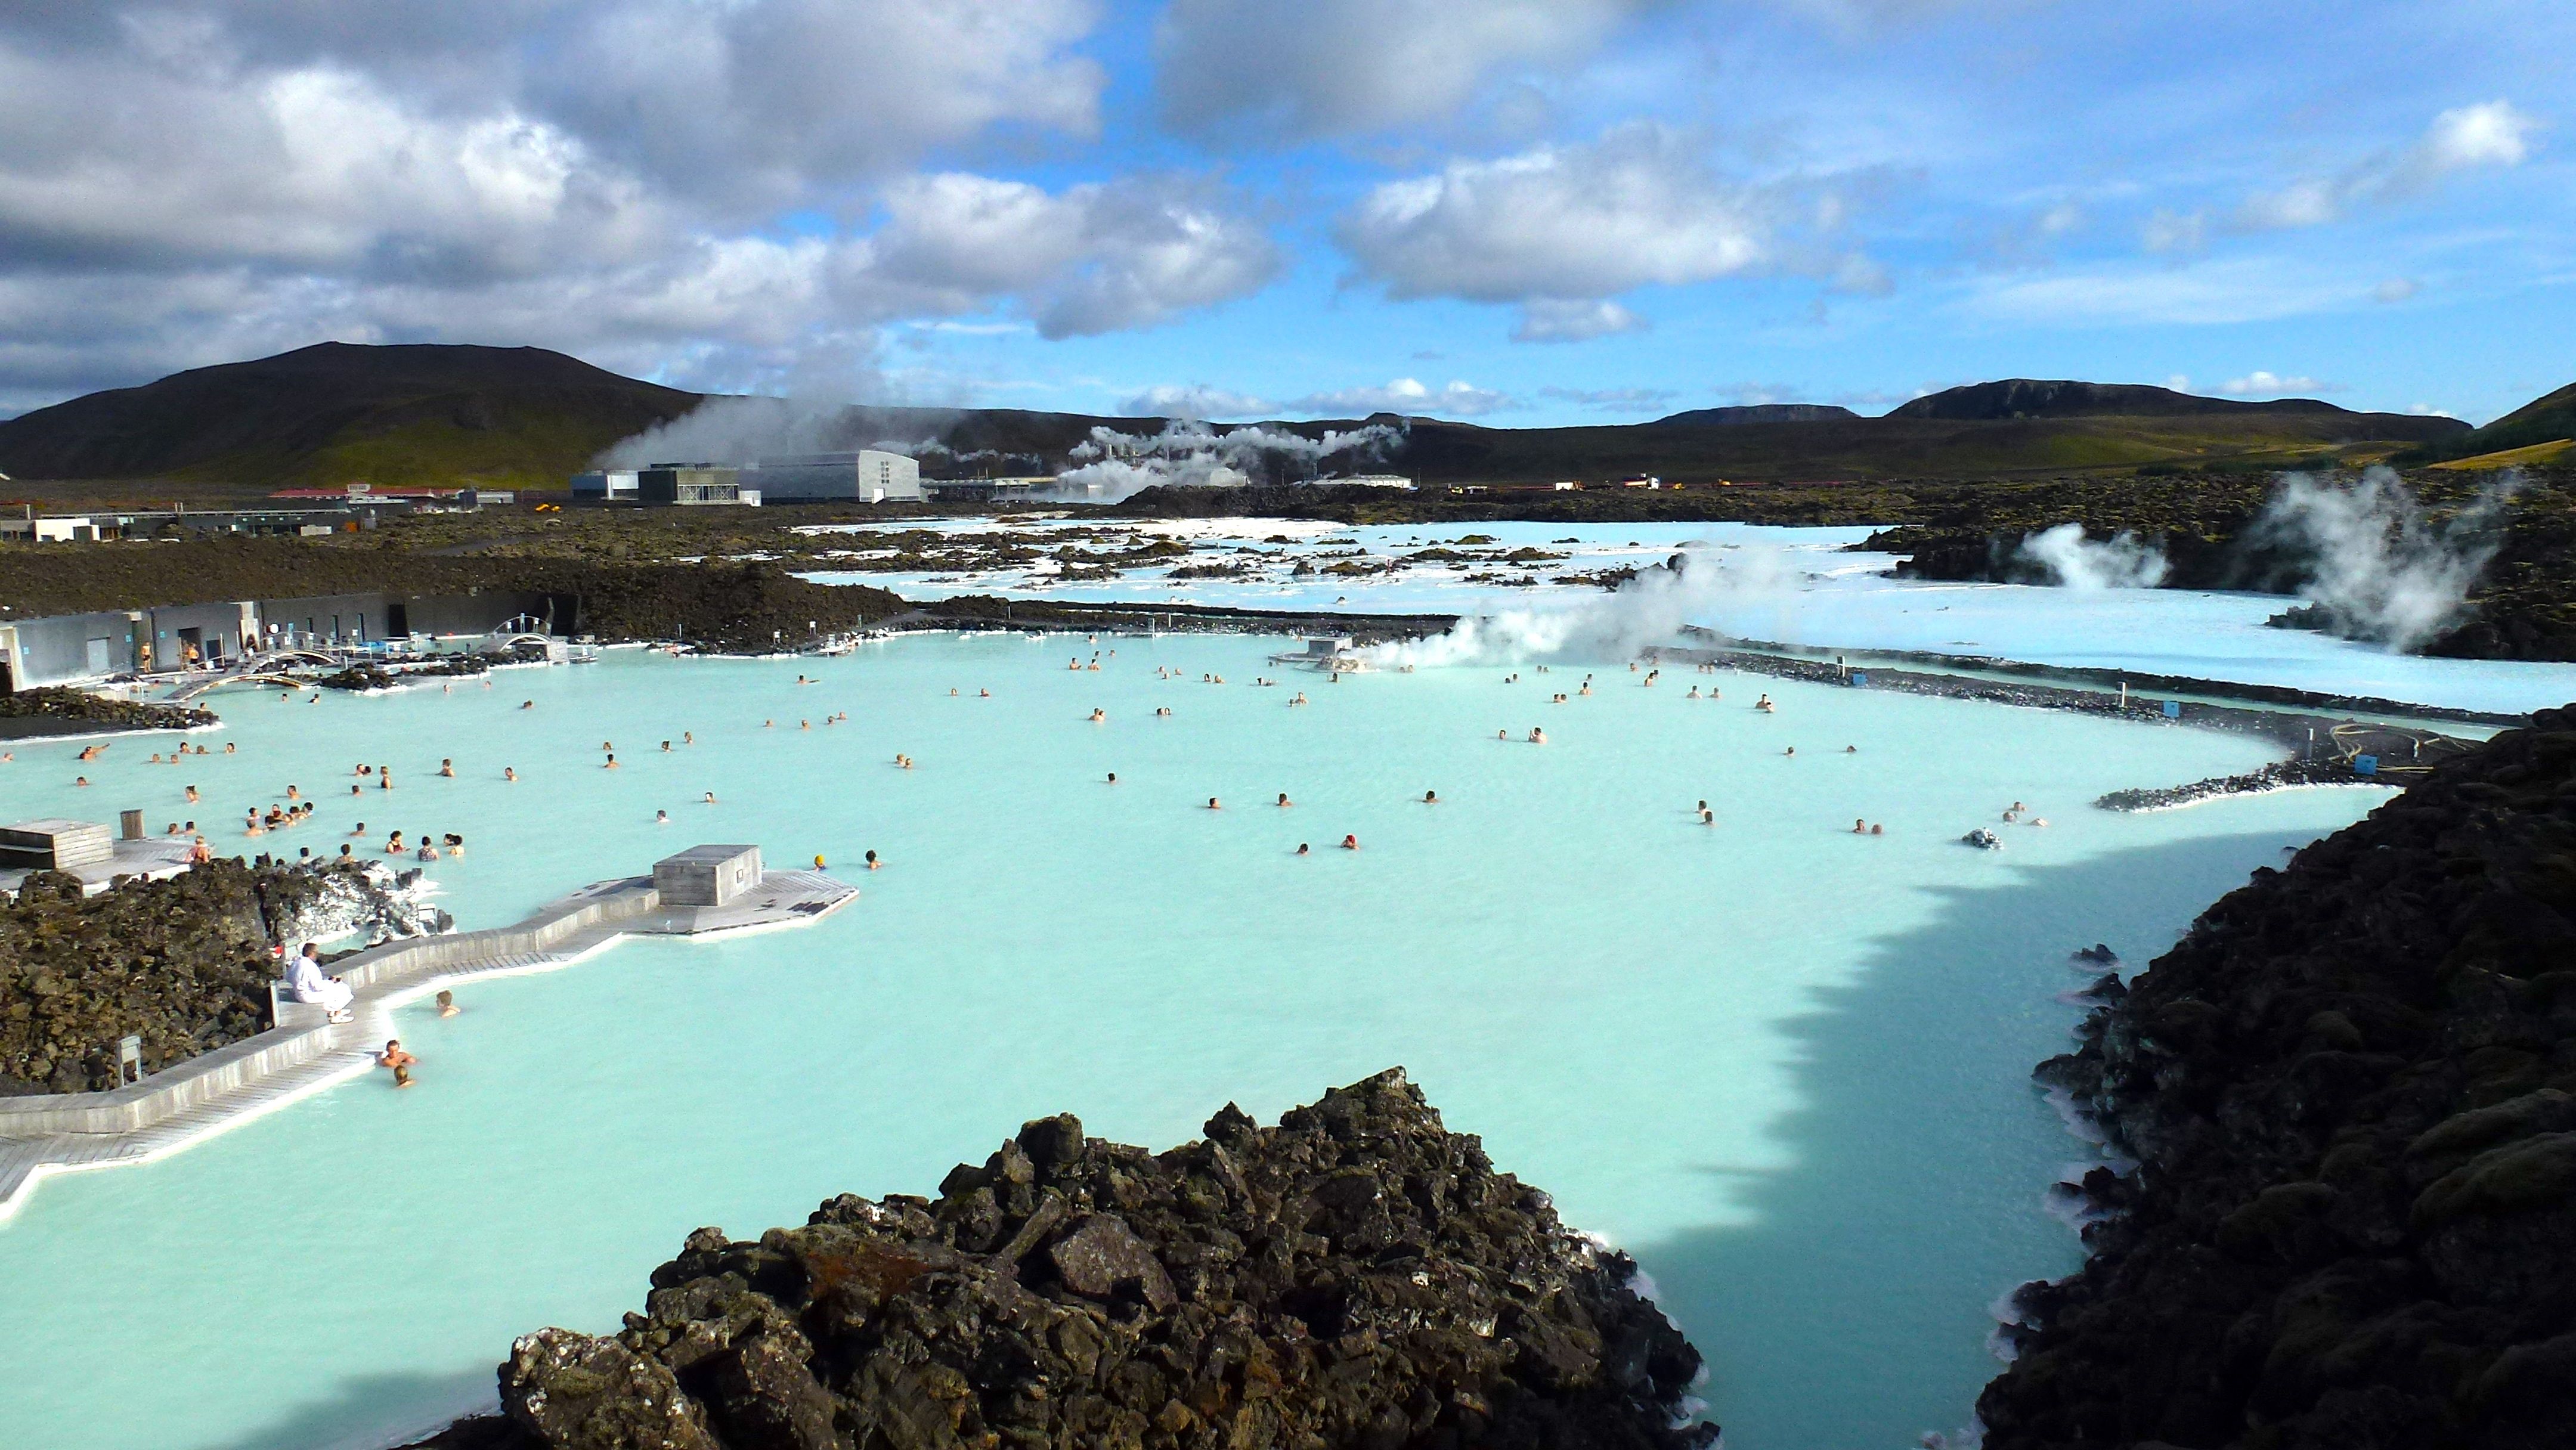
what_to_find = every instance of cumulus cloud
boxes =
[2236,101,2541,233]
[1153,0,1652,140]
[2220,370,2341,396]
[858,173,1281,338]
[0,3,1288,410]
[1337,123,1864,340]
[1288,379,1522,418]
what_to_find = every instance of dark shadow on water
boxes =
[197,1367,495,1450]
[1632,829,2324,1450]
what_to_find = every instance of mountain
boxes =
[1889,379,2361,422]
[2398,380,2576,464]
[0,343,702,490]
[1647,404,1858,426]
[0,346,2476,492]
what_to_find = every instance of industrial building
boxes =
[0,590,563,690]
[750,450,924,503]
[569,469,639,501]
[636,464,758,507]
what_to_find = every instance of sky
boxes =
[0,1,2567,427]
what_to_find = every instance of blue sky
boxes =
[0,1,2566,425]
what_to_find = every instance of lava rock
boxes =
[1981,704,2576,1449]
[436,1070,1716,1450]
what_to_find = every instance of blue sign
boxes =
[1850,671,1868,686]
[2163,699,2182,718]
[2354,755,2378,775]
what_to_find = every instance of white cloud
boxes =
[1154,0,1651,140]
[860,173,1281,338]
[1287,378,1522,417]
[1513,299,1648,342]
[2218,370,2341,396]
[1337,124,1866,339]
[0,2,1158,408]
[2373,277,2422,303]
[2236,100,2541,232]
[1122,384,1278,419]
[2166,373,2193,392]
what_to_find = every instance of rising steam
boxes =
[2247,466,2519,652]
[2014,523,2171,590]
[1364,547,1808,667]
[1056,422,1406,502]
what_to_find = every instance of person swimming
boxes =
[1296,842,1311,856]
[1277,792,1292,807]
[1423,790,1438,804]
[185,785,199,803]
[704,791,717,803]
[865,850,881,869]
[392,1063,413,1089]
[1699,807,1714,825]
[1755,695,1774,712]
[604,754,620,769]
[813,854,827,869]
[1845,745,1857,753]
[1853,818,1868,834]
[1156,707,1171,717]
[521,700,533,709]
[1340,834,1358,850]
[435,990,459,1017]
[1207,797,1221,810]
[683,731,694,744]
[1784,746,1795,757]
[379,1039,416,1070]
[504,767,517,782]
[1528,727,1546,744]
[1089,708,1106,722]
[661,740,673,751]
[655,810,670,824]
[1106,773,1117,784]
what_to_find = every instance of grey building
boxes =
[0,612,142,689]
[637,464,752,506]
[144,603,259,668]
[569,470,640,501]
[751,450,924,503]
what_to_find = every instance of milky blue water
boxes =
[0,632,2393,1450]
[807,518,2576,715]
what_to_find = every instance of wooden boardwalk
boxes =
[0,867,854,1216]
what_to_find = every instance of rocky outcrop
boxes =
[1,859,307,1092]
[1978,705,2576,1449]
[0,685,216,737]
[423,1070,1713,1450]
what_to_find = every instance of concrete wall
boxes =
[255,593,388,646]
[0,611,142,688]
[752,450,925,503]
[391,591,558,638]
[144,602,256,667]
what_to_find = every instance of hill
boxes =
[2400,380,2576,465]
[1647,403,1857,426]
[1887,379,2361,422]
[0,346,2473,494]
[0,343,702,491]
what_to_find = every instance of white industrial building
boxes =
[569,469,639,500]
[750,450,924,503]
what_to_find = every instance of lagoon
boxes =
[0,633,2394,1449]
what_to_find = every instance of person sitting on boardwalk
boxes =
[283,944,354,1021]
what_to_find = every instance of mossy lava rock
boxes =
[456,1070,1713,1450]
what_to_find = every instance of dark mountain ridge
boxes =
[0,345,2473,492]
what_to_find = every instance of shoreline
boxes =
[0,860,856,1219]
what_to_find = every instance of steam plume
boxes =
[1364,546,1808,667]
[2248,466,2518,652]
[1055,421,1406,501]
[2014,523,2170,590]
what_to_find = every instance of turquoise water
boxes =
[810,518,2576,714]
[0,636,2390,1449]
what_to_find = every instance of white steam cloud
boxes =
[2014,523,2171,590]
[597,396,865,469]
[2249,466,2518,652]
[1364,546,1807,667]
[1056,421,1406,501]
